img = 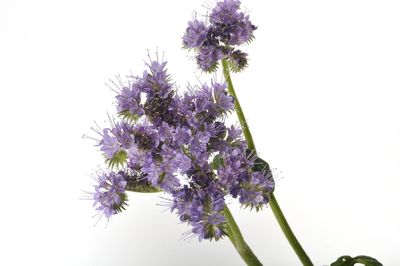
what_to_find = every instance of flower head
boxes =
[172,184,226,241]
[98,128,120,159]
[183,20,210,48]
[182,0,256,72]
[210,0,256,45]
[93,172,128,219]
[96,121,133,168]
[116,85,144,119]
[227,50,248,73]
[196,45,224,72]
[234,170,275,211]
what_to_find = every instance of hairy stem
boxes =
[221,59,313,266]
[221,60,256,152]
[224,205,263,266]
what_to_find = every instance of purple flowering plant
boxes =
[86,1,382,265]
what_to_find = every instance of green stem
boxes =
[221,59,313,266]
[224,205,263,266]
[221,60,256,152]
[269,194,313,266]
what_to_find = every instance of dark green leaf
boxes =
[246,149,271,174]
[211,154,224,170]
[331,255,383,266]
[125,178,162,193]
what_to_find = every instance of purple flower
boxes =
[239,189,264,205]
[182,0,256,72]
[97,121,134,159]
[189,81,233,121]
[127,144,148,170]
[141,159,161,187]
[183,20,210,48]
[196,45,224,72]
[136,60,181,126]
[172,126,192,148]
[210,0,256,45]
[112,121,134,150]
[206,122,227,151]
[145,60,172,98]
[217,165,237,188]
[133,122,159,151]
[171,185,193,221]
[158,122,173,142]
[98,128,120,159]
[236,171,275,210]
[172,184,226,241]
[211,81,235,115]
[93,172,127,219]
[210,0,241,25]
[116,86,144,118]
[226,125,243,142]
[228,15,255,45]
[174,151,192,173]
[140,145,185,192]
[192,186,226,241]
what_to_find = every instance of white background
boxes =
[1,0,399,265]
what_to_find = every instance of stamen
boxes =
[106,83,120,94]
[82,134,100,142]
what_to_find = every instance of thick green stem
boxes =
[221,60,313,266]
[224,206,263,266]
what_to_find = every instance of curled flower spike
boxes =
[210,0,256,46]
[93,172,128,219]
[172,185,227,241]
[182,0,256,72]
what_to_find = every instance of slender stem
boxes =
[221,60,256,153]
[221,60,313,266]
[269,194,313,266]
[224,205,263,266]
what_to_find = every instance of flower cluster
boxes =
[90,56,274,240]
[93,171,128,219]
[182,0,256,72]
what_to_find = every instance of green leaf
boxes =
[331,255,383,266]
[125,181,162,193]
[106,150,127,169]
[246,149,271,174]
[124,172,162,193]
[211,154,224,170]
[118,110,140,123]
